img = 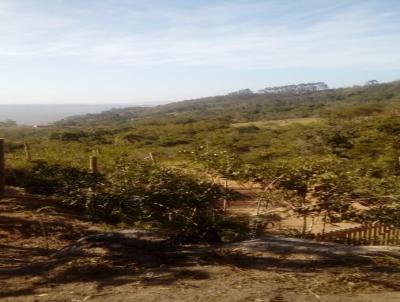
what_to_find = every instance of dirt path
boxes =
[1,194,400,302]
[224,181,359,235]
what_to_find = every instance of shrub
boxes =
[9,160,237,242]
[78,161,226,241]
[6,161,105,196]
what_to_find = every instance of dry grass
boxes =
[232,117,322,129]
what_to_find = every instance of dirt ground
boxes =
[226,183,359,235]
[1,193,400,302]
[227,199,358,235]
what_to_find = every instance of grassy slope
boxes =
[59,81,400,125]
[1,81,400,173]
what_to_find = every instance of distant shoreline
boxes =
[0,104,138,125]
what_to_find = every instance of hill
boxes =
[59,81,400,126]
[2,80,400,301]
[1,80,400,239]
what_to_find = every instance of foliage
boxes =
[6,161,105,196]
[104,161,224,241]
[7,160,236,242]
[2,81,400,234]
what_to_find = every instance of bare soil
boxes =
[1,193,400,302]
[225,183,359,234]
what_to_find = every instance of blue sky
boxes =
[0,0,399,104]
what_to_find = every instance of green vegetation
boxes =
[1,81,400,239]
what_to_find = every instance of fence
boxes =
[0,139,103,198]
[1,138,400,247]
[315,223,400,246]
[0,138,164,198]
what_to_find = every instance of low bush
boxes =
[70,161,227,241]
[7,160,246,242]
[6,161,105,196]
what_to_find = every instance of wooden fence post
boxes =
[90,156,98,174]
[0,139,5,198]
[373,224,378,245]
[367,223,373,245]
[24,143,32,161]
[223,179,228,212]
[149,152,157,166]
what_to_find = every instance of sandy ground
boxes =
[1,194,400,302]
[225,183,360,235]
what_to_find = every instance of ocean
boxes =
[0,104,130,125]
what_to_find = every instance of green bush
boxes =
[6,161,105,196]
[9,160,240,242]
[75,161,226,241]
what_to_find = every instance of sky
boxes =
[0,0,399,105]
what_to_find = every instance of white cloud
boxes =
[0,0,399,69]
